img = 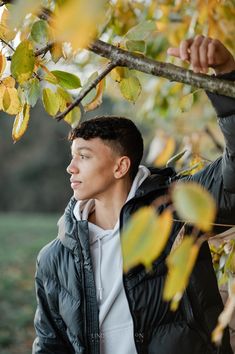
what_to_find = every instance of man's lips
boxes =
[70,180,82,189]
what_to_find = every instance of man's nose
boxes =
[66,160,78,175]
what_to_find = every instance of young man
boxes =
[33,36,235,354]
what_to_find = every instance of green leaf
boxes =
[126,20,156,41]
[172,182,216,232]
[126,40,146,53]
[11,40,35,84]
[51,70,81,89]
[23,78,40,107]
[31,20,48,45]
[120,76,141,102]
[42,88,60,116]
[81,72,98,105]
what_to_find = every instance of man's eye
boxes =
[80,154,88,159]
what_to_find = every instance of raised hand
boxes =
[167,35,235,75]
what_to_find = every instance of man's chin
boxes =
[74,192,92,201]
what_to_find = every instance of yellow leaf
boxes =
[42,88,60,116]
[84,79,105,112]
[0,76,20,114]
[110,67,126,83]
[11,40,35,84]
[0,84,6,110]
[120,76,141,102]
[40,64,58,85]
[50,43,64,63]
[51,0,106,50]
[0,52,6,77]
[121,207,173,272]
[163,236,199,310]
[5,88,21,115]
[64,106,81,129]
[154,137,176,167]
[2,76,16,88]
[212,280,235,344]
[20,21,33,42]
[8,0,42,30]
[12,104,30,142]
[0,9,16,41]
[172,182,216,232]
[2,87,11,111]
[57,87,72,111]
[144,209,173,269]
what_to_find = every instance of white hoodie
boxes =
[73,165,150,354]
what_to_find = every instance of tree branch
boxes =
[89,39,235,98]
[55,61,117,121]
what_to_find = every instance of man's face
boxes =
[67,137,121,200]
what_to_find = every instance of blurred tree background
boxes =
[0,0,234,353]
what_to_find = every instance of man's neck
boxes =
[88,179,132,230]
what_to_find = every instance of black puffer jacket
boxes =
[33,73,235,354]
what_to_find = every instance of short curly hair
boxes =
[68,116,144,180]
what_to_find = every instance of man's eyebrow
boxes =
[71,146,93,153]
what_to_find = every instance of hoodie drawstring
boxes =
[97,236,103,302]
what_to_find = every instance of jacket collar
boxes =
[134,166,175,197]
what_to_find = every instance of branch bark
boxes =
[89,39,235,98]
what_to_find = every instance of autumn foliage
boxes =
[0,0,234,344]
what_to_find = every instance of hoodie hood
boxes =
[57,165,175,252]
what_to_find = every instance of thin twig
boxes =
[173,218,235,228]
[205,125,224,153]
[0,37,15,52]
[6,42,53,61]
[55,61,117,121]
[35,43,53,57]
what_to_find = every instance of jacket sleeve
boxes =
[32,259,72,354]
[181,70,235,227]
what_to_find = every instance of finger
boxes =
[208,39,219,66]
[199,37,212,73]
[190,35,204,73]
[180,38,193,61]
[167,47,180,57]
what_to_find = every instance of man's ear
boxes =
[114,156,131,179]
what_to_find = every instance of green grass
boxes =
[0,213,59,354]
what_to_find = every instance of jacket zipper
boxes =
[75,221,89,353]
